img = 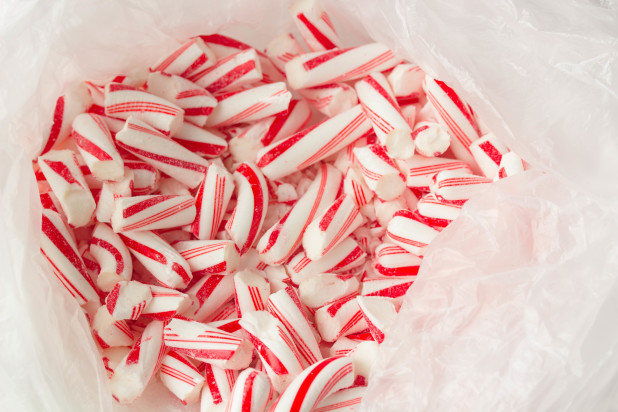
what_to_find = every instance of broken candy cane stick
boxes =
[171,122,228,158]
[158,351,205,405]
[298,82,358,118]
[412,121,451,158]
[356,295,397,344]
[429,170,492,205]
[469,132,510,178]
[353,144,406,202]
[225,368,273,412]
[110,194,196,232]
[373,243,421,277]
[314,294,368,342]
[184,274,235,322]
[91,305,134,348]
[95,167,134,223]
[396,156,472,192]
[141,285,191,321]
[190,48,263,93]
[265,32,305,72]
[150,37,216,79]
[386,209,439,256]
[191,163,235,241]
[233,269,270,316]
[105,280,152,321]
[200,363,237,411]
[290,0,343,51]
[174,240,240,276]
[89,222,132,292]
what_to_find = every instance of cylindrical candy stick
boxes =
[271,356,354,412]
[267,286,323,368]
[285,43,402,89]
[200,363,237,412]
[290,0,342,51]
[172,122,228,158]
[225,163,269,255]
[429,170,492,205]
[353,144,406,201]
[141,285,191,321]
[360,276,416,306]
[104,82,184,135]
[164,318,253,370]
[147,71,217,127]
[175,240,240,276]
[124,160,160,195]
[412,121,451,158]
[356,296,397,344]
[90,222,132,292]
[206,82,292,127]
[299,83,358,118]
[119,230,192,289]
[40,208,99,305]
[257,163,342,265]
[356,72,414,159]
[343,168,373,208]
[111,194,196,232]
[109,320,166,404]
[314,386,366,412]
[151,37,216,79]
[265,33,305,73]
[396,156,472,191]
[373,243,421,277]
[184,274,235,322]
[95,167,134,223]
[469,132,510,178]
[239,310,305,393]
[71,113,124,181]
[38,149,96,227]
[416,193,462,227]
[256,105,372,180]
[314,294,368,342]
[495,151,528,180]
[102,347,131,378]
[286,237,366,284]
[234,269,270,316]
[105,280,152,321]
[159,351,205,405]
[115,116,209,189]
[192,164,235,240]
[260,98,312,146]
[386,209,439,256]
[302,194,364,260]
[191,48,263,93]
[91,305,134,348]
[298,273,359,309]
[226,368,272,412]
[386,64,425,106]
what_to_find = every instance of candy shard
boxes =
[90,222,132,292]
[356,296,397,343]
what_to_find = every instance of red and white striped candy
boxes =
[38,149,96,227]
[271,356,354,412]
[200,363,237,412]
[412,121,451,157]
[226,368,273,412]
[105,280,152,321]
[102,347,131,378]
[91,305,134,348]
[298,273,359,310]
[303,194,364,261]
[226,163,269,255]
[192,164,235,240]
[259,98,312,146]
[208,301,238,323]
[95,167,134,223]
[360,276,416,306]
[299,83,358,118]
[40,208,99,305]
[267,286,323,368]
[387,64,425,106]
[89,222,132,292]
[172,122,228,158]
[290,0,342,51]
[175,240,240,276]
[386,209,439,256]
[265,33,305,73]
[124,160,160,195]
[147,71,217,127]
[119,230,192,289]
[111,194,196,232]
[228,119,276,164]
[429,170,492,205]
[314,294,368,342]
[469,132,510,178]
[163,318,253,370]
[329,336,362,357]
[397,156,472,191]
[257,163,342,265]
[356,72,414,159]
[256,105,372,180]
[104,83,184,135]
[207,318,243,336]
[416,193,462,228]
[314,386,366,412]
[287,237,366,284]
[348,340,379,385]
[495,151,528,180]
[39,83,92,156]
[239,310,305,393]
[71,113,124,181]
[353,144,406,201]
[206,82,292,127]
[191,48,262,93]
[109,320,166,403]
[141,285,191,321]
[233,269,270,316]
[343,168,373,208]
[264,265,292,294]
[115,116,209,189]
[373,243,421,277]
[424,76,481,171]
[151,37,216,79]
[184,274,235,322]
[285,43,401,89]
[159,351,205,405]
[356,296,397,344]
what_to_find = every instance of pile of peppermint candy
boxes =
[35,0,528,410]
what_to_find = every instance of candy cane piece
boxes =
[298,273,360,310]
[109,320,166,403]
[343,168,373,208]
[115,116,209,189]
[314,294,368,342]
[353,144,406,201]
[285,43,402,89]
[226,368,272,412]
[429,170,492,205]
[141,285,191,321]
[299,83,358,118]
[104,82,184,135]
[396,156,472,191]
[40,208,99,305]
[151,37,216,79]
[38,149,96,227]
[373,243,421,277]
[124,160,160,195]
[102,347,131,378]
[234,269,270,316]
[184,274,236,322]
[271,356,355,412]
[360,276,416,307]
[91,305,134,348]
[111,194,196,232]
[348,340,379,386]
[314,386,366,412]
[119,230,192,289]
[495,151,528,180]
[260,98,312,146]
[95,167,134,223]
[159,351,205,405]
[175,240,240,276]
[256,105,372,180]
[387,64,425,106]
[200,363,237,412]
[469,132,510,178]
[163,318,253,370]
[266,33,305,72]
[172,121,228,158]
[356,296,397,343]
[192,164,235,240]
[105,280,152,321]
[386,209,439,256]
[416,193,462,228]
[412,121,451,157]
[206,82,292,127]
[191,48,262,93]
[290,0,342,52]
[257,163,342,265]
[225,163,269,255]
[89,222,132,292]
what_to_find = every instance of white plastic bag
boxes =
[1,0,616,411]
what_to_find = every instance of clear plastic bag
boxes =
[0,0,616,411]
